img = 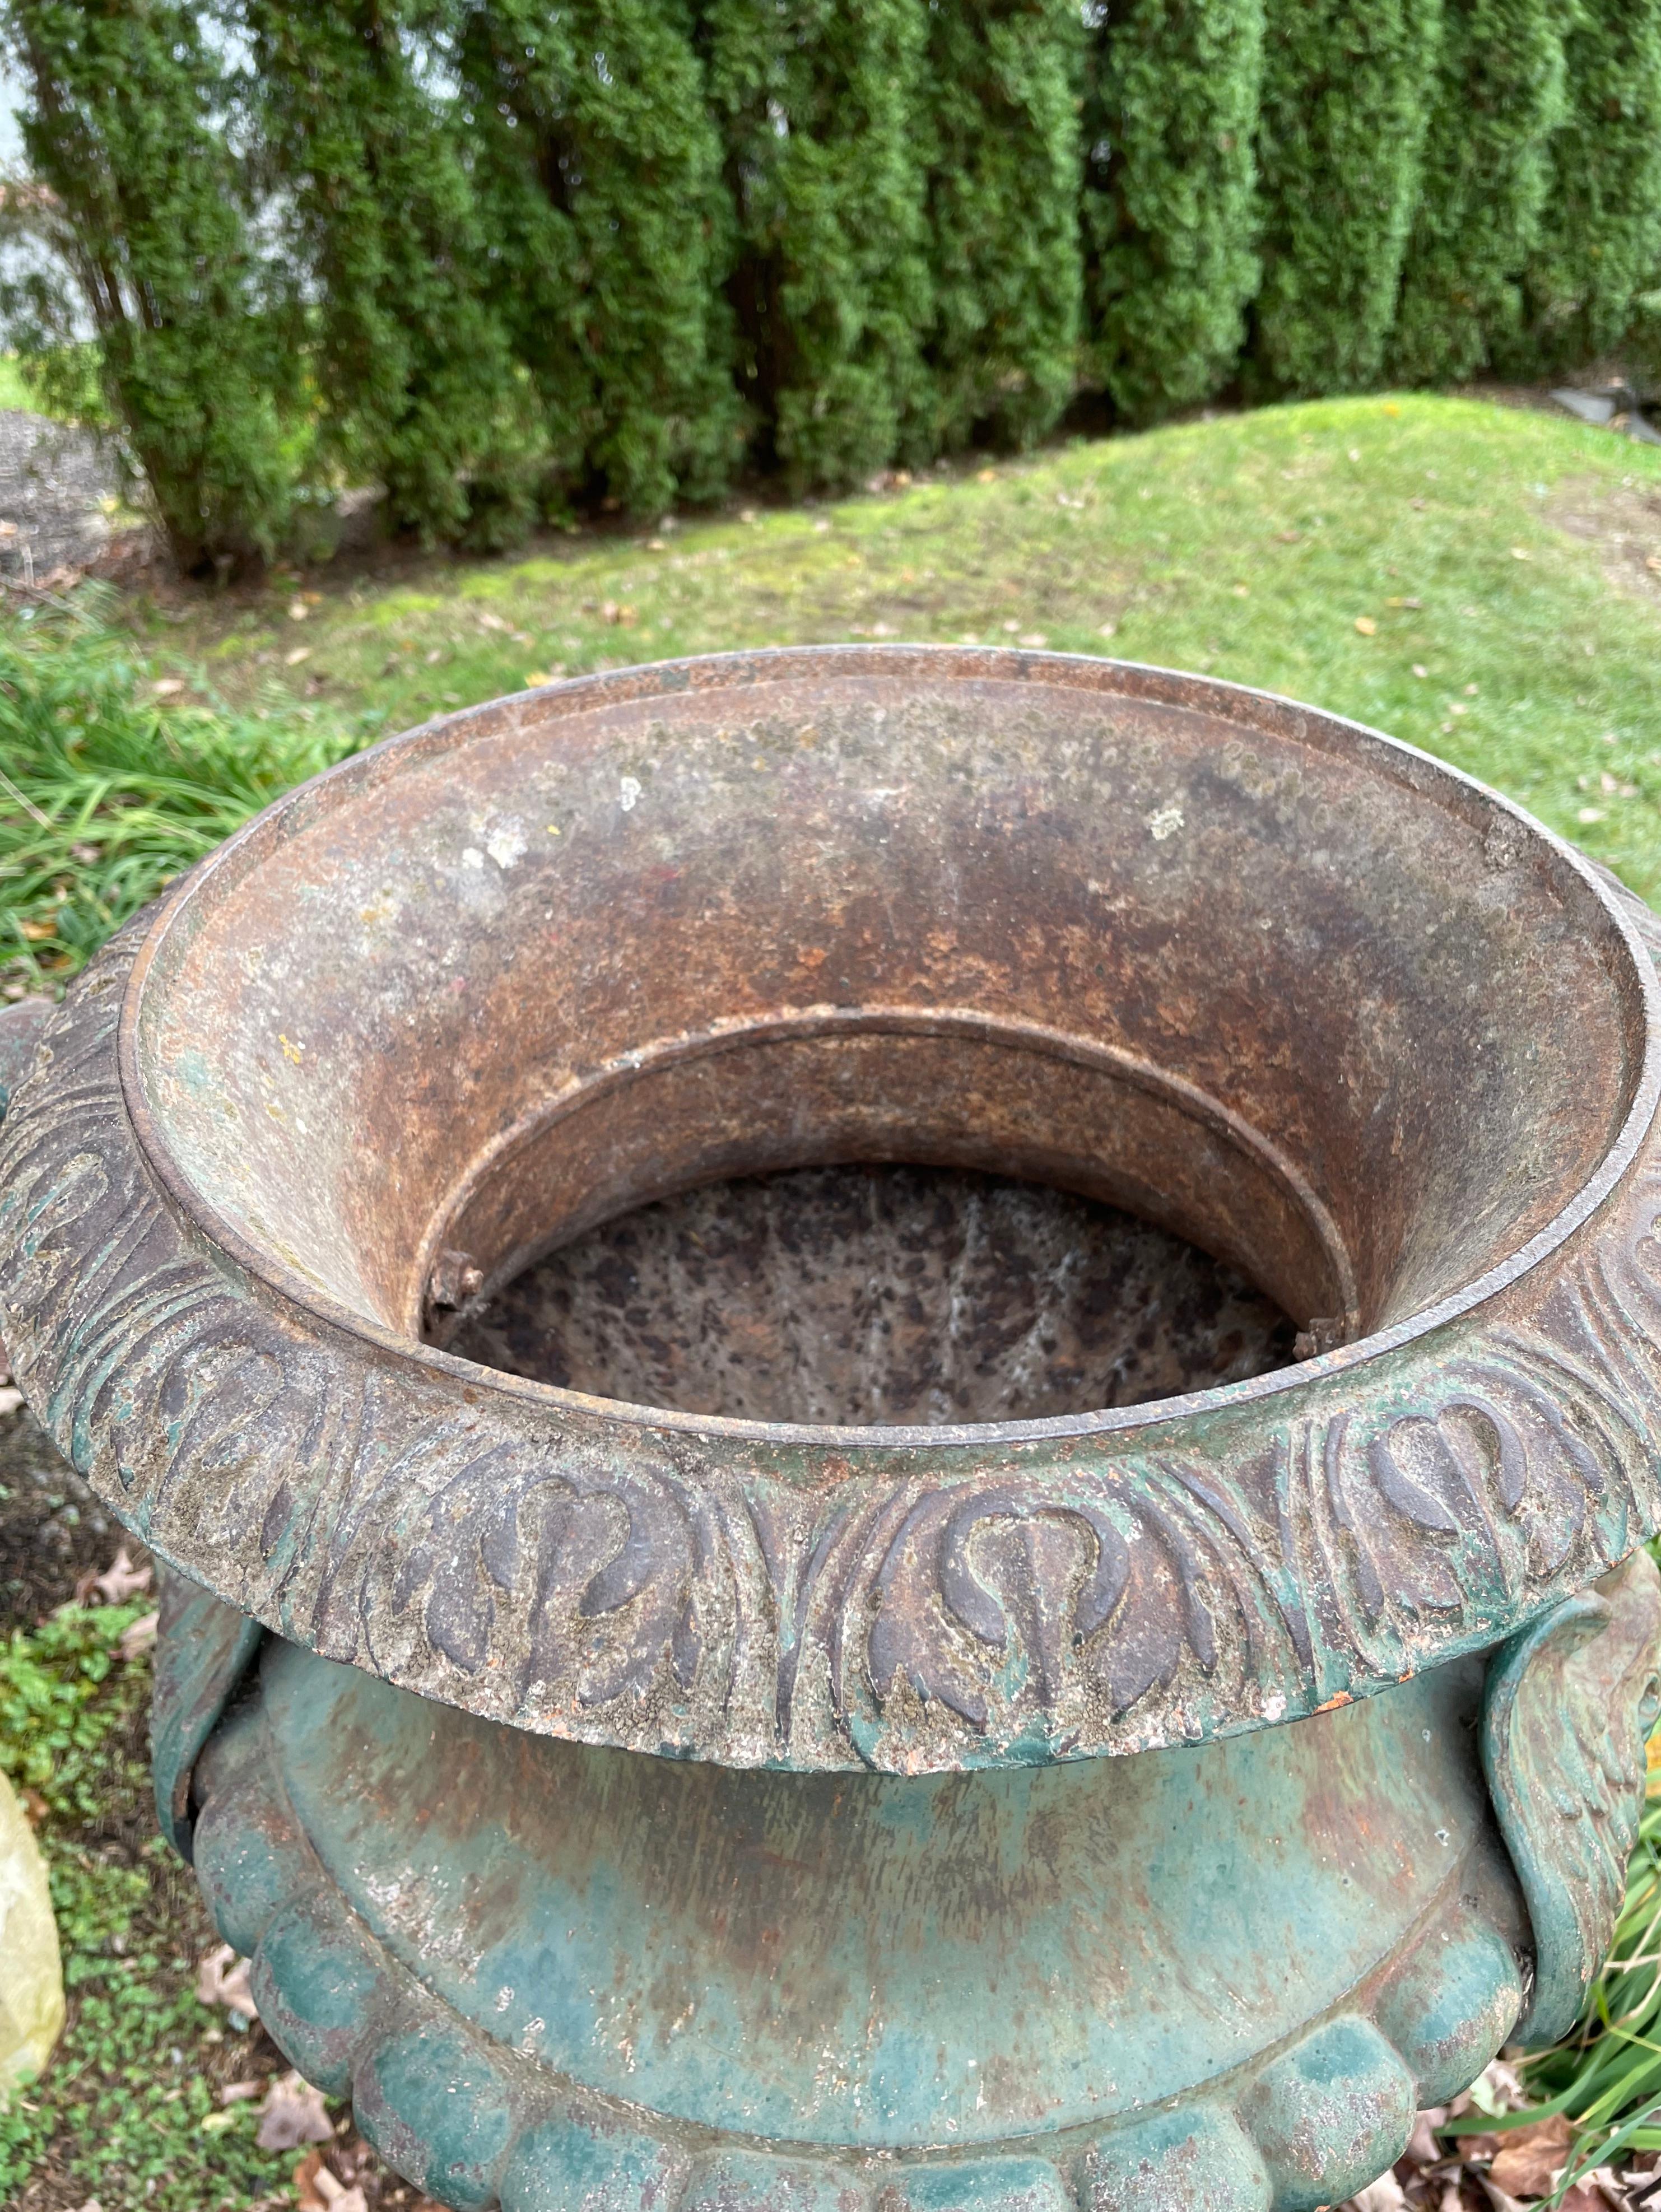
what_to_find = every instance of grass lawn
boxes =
[133,390,1661,909]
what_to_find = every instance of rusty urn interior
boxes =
[126,647,1643,1441]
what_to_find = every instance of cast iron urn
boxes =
[4,647,1661,2212]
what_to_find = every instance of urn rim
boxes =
[115,643,1661,1450]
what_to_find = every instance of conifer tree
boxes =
[240,0,539,548]
[454,0,740,516]
[0,0,297,573]
[1513,0,1661,371]
[1080,0,1265,423]
[1253,0,1445,393]
[692,0,931,490]
[1389,0,1567,384]
[919,0,1084,453]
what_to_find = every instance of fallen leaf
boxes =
[91,1547,151,1605]
[218,2076,264,2104]
[285,645,310,667]
[196,1941,258,2020]
[1406,2109,1449,2166]
[292,2149,329,2212]
[977,467,998,482]
[1489,2113,1575,2197]
[524,670,551,688]
[1355,616,1378,635]
[1479,2182,1531,2212]
[1452,2058,1530,2120]
[118,1609,158,1659]
[1510,546,1532,561]
[1275,528,1302,543]
[288,598,309,621]
[300,2158,368,2212]
[257,2069,334,2151]
[1350,2174,1409,2210]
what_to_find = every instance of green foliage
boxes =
[238,0,541,549]
[0,0,299,574]
[453,0,740,517]
[1254,0,1445,393]
[1081,0,1265,423]
[694,0,932,489]
[918,0,1083,453]
[0,585,376,993]
[0,1624,309,2210]
[1390,0,1567,385]
[0,1602,148,1823]
[1514,0,1661,372]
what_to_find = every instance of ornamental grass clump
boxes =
[0,588,372,993]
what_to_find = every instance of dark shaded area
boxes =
[0,1407,118,1633]
[449,1162,1297,1425]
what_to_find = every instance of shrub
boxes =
[693,0,932,490]
[1080,0,1265,424]
[0,0,297,574]
[453,0,741,517]
[239,0,542,549]
[1253,0,1445,394]
[919,0,1084,453]
[1512,0,1661,373]
[1389,0,1567,385]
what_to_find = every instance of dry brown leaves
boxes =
[1334,2064,1661,2212]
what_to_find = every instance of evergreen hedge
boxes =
[1514,0,1661,372]
[453,0,739,519]
[0,0,298,573]
[1389,0,1566,385]
[1081,0,1265,424]
[919,0,1083,453]
[694,0,931,491]
[7,0,1661,567]
[1253,0,1445,394]
[240,0,538,549]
